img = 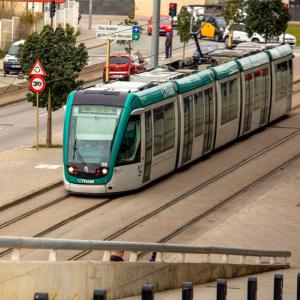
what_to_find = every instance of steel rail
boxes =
[136,153,300,260]
[69,128,300,261]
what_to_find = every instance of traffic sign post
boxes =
[29,60,46,150]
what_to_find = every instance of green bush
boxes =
[0,49,6,59]
[286,24,300,47]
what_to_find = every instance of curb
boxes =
[0,180,64,213]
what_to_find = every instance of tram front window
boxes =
[68,105,122,164]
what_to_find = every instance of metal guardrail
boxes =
[0,236,291,264]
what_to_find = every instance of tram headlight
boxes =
[95,168,108,177]
[68,166,78,175]
[102,168,108,175]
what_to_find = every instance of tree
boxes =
[177,6,192,59]
[222,0,244,47]
[18,24,88,147]
[245,0,290,43]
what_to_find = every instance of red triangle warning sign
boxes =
[29,60,46,77]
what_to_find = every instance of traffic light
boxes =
[169,3,177,17]
[50,1,56,18]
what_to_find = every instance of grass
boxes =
[287,24,300,46]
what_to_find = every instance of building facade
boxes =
[290,0,300,21]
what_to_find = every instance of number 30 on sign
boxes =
[30,76,46,93]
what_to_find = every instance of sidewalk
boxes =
[0,133,63,207]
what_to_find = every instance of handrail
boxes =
[0,236,291,260]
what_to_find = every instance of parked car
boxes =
[3,40,24,74]
[147,16,172,35]
[197,15,227,42]
[103,53,146,81]
[223,23,296,47]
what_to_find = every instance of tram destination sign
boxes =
[96,25,132,41]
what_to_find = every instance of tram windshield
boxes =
[68,105,122,164]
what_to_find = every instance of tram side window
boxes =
[154,103,175,156]
[221,79,238,125]
[261,69,269,102]
[116,115,141,165]
[253,70,262,110]
[194,92,204,137]
[164,103,175,151]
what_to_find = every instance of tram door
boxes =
[203,88,214,154]
[182,96,194,164]
[143,110,152,182]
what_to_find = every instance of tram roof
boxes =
[236,52,270,71]
[211,60,240,80]
[175,69,214,94]
[133,82,177,107]
[265,44,293,61]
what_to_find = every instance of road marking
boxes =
[39,113,48,118]
[35,164,62,170]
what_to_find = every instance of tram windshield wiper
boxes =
[73,137,86,164]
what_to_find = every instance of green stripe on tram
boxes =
[237,52,270,70]
[175,69,214,93]
[265,44,293,61]
[211,60,240,80]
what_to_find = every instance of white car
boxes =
[223,24,296,47]
[3,40,25,74]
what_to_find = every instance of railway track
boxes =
[0,122,299,261]
[69,128,300,261]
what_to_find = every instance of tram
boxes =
[63,44,293,194]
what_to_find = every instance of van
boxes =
[3,40,24,74]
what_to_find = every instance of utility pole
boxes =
[150,0,160,69]
[88,0,93,30]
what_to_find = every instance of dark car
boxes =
[103,53,146,81]
[3,40,24,74]
[147,16,172,35]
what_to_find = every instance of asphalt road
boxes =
[0,101,64,152]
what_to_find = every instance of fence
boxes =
[0,236,291,264]
[34,273,300,300]
[44,2,79,31]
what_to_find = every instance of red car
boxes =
[103,53,146,81]
[147,16,172,35]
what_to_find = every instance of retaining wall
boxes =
[0,261,287,300]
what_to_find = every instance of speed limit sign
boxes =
[29,75,46,93]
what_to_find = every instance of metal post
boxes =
[274,274,283,300]
[217,279,227,300]
[182,282,193,300]
[105,20,111,82]
[150,0,160,69]
[88,0,92,29]
[170,16,174,58]
[34,293,49,300]
[247,276,257,300]
[297,273,300,300]
[93,289,107,300]
[36,93,39,150]
[142,284,154,300]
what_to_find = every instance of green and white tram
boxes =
[63,44,293,195]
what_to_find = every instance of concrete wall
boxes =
[0,19,12,49]
[0,261,286,300]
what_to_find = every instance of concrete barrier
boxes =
[0,261,287,300]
